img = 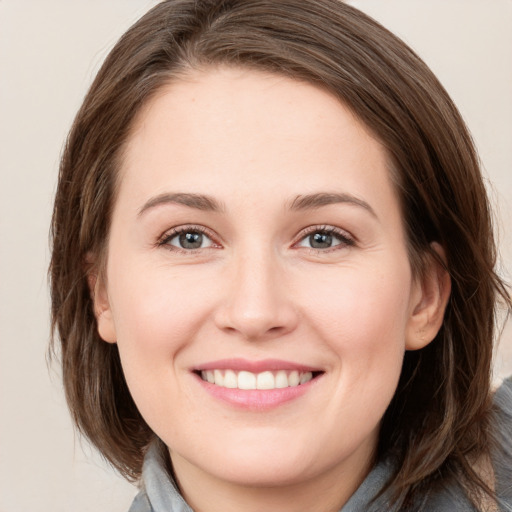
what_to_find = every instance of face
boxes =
[95,67,441,497]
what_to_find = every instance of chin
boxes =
[204,457,313,488]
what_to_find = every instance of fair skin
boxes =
[93,67,450,512]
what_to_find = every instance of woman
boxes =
[50,1,512,510]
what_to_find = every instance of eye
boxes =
[296,227,354,250]
[159,226,217,251]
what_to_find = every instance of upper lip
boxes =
[193,358,322,373]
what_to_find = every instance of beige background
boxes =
[0,1,511,511]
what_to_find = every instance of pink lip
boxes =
[194,375,319,411]
[194,358,320,373]
[191,359,323,411]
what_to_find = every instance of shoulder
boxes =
[127,439,193,512]
[408,378,512,512]
[492,377,512,509]
[128,488,153,512]
[492,376,512,423]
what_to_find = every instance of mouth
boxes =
[192,359,324,409]
[195,369,322,390]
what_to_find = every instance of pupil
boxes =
[179,232,203,249]
[310,232,332,248]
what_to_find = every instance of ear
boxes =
[86,254,117,344]
[405,243,451,351]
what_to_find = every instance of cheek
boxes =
[305,263,412,394]
[110,257,214,343]
[106,262,217,396]
[106,267,214,427]
[308,262,411,345]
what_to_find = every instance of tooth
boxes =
[275,370,289,388]
[214,369,225,387]
[238,370,257,390]
[224,369,237,388]
[256,371,275,390]
[205,368,314,389]
[288,370,300,387]
[300,371,313,384]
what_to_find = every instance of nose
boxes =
[214,250,299,341]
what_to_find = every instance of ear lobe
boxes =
[405,243,451,351]
[85,258,117,344]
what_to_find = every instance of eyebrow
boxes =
[138,191,376,218]
[138,192,224,216]
[290,192,377,218]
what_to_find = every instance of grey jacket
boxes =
[128,379,512,512]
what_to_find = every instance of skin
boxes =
[93,67,450,512]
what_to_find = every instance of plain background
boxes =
[0,1,511,511]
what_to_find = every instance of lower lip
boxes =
[194,374,319,411]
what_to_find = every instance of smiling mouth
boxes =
[197,369,322,390]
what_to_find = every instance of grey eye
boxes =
[168,231,213,250]
[298,230,346,249]
[309,232,334,249]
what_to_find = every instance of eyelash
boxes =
[157,225,220,254]
[157,224,355,254]
[293,225,355,253]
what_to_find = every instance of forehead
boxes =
[118,66,396,214]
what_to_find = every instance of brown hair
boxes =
[50,0,511,507]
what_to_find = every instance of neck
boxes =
[170,446,375,512]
